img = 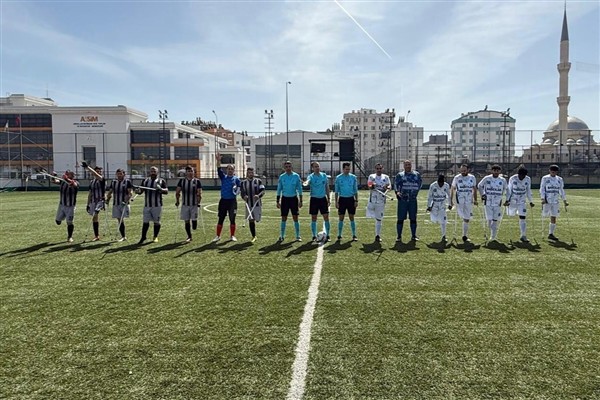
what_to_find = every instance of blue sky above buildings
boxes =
[1,0,598,145]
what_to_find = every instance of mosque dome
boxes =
[546,116,590,131]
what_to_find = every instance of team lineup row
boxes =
[48,155,569,246]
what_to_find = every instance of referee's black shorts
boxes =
[309,197,329,215]
[218,198,237,219]
[338,196,356,215]
[281,196,299,217]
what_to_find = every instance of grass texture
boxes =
[1,190,599,399]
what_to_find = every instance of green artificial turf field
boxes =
[1,190,598,399]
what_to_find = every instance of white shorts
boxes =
[56,205,75,223]
[484,205,503,221]
[455,202,473,220]
[366,202,385,220]
[143,206,162,223]
[112,203,130,219]
[88,200,105,216]
[244,204,262,222]
[429,205,447,224]
[542,203,560,217]
[180,205,199,221]
[507,203,528,217]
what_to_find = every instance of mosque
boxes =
[522,7,598,173]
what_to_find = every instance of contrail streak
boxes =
[334,0,392,60]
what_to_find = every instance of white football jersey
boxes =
[427,182,450,208]
[367,173,391,204]
[507,175,533,204]
[478,174,507,207]
[451,174,477,204]
[540,174,566,204]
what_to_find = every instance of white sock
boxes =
[491,221,498,238]
[549,223,556,234]
[463,222,469,236]
[520,220,527,236]
[441,221,447,236]
[375,220,382,236]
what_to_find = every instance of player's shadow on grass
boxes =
[509,240,542,252]
[0,242,57,257]
[547,239,578,251]
[44,243,84,253]
[147,242,187,254]
[391,240,420,254]
[173,242,218,258]
[360,241,383,254]
[482,240,514,254]
[450,240,481,253]
[73,242,113,252]
[426,239,452,253]
[325,240,353,254]
[258,240,294,255]
[218,242,253,254]
[103,241,152,254]
[286,241,319,258]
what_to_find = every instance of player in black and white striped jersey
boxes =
[85,164,105,241]
[52,170,79,243]
[175,166,202,243]
[106,168,133,241]
[240,167,265,242]
[137,166,168,244]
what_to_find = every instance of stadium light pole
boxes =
[501,108,510,167]
[212,110,218,178]
[158,110,168,177]
[286,81,291,161]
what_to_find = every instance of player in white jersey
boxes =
[427,175,451,242]
[366,163,391,242]
[505,167,535,242]
[478,165,507,241]
[540,164,568,241]
[450,164,478,243]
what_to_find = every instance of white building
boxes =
[450,108,516,164]
[0,94,230,185]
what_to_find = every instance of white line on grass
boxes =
[286,244,325,400]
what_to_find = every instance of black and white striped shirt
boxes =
[89,178,105,202]
[141,177,167,207]
[177,178,202,206]
[240,178,265,208]
[59,181,79,207]
[109,179,133,205]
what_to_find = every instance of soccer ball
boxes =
[316,232,326,242]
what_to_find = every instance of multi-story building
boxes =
[0,94,229,186]
[450,108,516,165]
[339,108,424,172]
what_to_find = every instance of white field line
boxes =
[286,244,325,400]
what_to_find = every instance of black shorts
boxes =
[218,198,237,219]
[338,196,356,215]
[281,196,299,217]
[309,197,329,216]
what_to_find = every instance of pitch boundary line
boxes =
[286,244,325,400]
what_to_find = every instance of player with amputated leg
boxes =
[175,166,202,243]
[506,167,535,243]
[51,170,79,243]
[540,164,568,241]
[241,167,265,243]
[366,163,391,243]
[427,174,451,242]
[478,165,507,242]
[450,164,478,243]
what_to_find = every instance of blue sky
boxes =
[1,0,598,145]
